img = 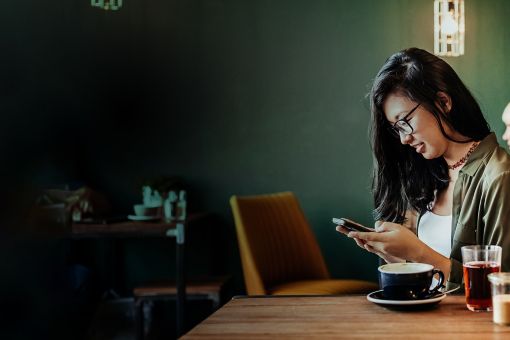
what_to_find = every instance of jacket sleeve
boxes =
[482,170,510,271]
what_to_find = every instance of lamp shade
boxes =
[434,0,465,57]
[91,0,123,11]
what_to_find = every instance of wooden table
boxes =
[183,295,510,338]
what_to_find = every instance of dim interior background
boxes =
[1,0,509,338]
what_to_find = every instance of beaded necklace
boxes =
[448,141,480,170]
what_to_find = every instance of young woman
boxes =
[337,48,510,288]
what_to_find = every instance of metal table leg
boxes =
[172,222,186,337]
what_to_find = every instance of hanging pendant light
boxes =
[91,0,123,11]
[434,0,465,57]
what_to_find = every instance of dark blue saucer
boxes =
[367,290,446,310]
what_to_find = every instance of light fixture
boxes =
[91,0,123,11]
[434,0,465,57]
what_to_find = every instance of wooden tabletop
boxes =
[183,295,510,339]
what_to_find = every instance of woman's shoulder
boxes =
[483,145,510,183]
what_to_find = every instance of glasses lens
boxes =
[395,121,412,135]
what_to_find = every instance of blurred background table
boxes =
[72,214,206,237]
[72,213,208,337]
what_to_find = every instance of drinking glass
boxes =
[488,272,510,325]
[461,245,502,311]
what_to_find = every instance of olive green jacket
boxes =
[447,133,510,288]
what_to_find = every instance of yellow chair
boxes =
[230,191,378,295]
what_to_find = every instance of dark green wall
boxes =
[3,0,510,289]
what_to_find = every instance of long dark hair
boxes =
[370,48,490,223]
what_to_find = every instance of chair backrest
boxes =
[230,191,330,295]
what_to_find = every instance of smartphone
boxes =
[332,217,375,232]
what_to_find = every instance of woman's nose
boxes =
[399,132,413,144]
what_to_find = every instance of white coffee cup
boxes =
[133,204,160,217]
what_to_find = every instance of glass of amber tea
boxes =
[461,245,502,311]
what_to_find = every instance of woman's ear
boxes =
[436,91,452,113]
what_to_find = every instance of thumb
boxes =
[375,220,385,232]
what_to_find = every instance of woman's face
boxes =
[383,93,449,160]
[502,103,510,148]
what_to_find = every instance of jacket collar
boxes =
[459,133,497,177]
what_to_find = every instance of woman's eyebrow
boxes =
[393,110,409,121]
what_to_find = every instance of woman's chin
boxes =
[420,152,437,160]
[421,152,443,160]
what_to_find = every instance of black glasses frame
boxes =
[389,103,421,137]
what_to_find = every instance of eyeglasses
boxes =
[388,103,421,136]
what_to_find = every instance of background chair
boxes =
[230,191,378,295]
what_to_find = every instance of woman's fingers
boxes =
[337,226,367,249]
[364,243,391,261]
[364,243,375,253]
[335,225,350,235]
[348,231,384,242]
[353,237,366,249]
[364,244,387,260]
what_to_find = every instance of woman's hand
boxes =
[348,221,426,262]
[338,220,451,279]
[336,225,368,248]
[336,223,404,263]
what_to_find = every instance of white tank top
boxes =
[417,211,452,258]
